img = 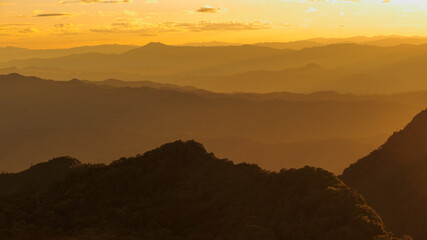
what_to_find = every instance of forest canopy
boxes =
[0,140,400,240]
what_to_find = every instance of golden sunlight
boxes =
[2,0,427,240]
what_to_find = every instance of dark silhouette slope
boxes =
[342,109,427,239]
[0,156,82,197]
[0,141,399,239]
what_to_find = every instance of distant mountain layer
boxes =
[342,109,427,239]
[1,73,423,173]
[0,44,138,62]
[307,35,427,46]
[4,36,426,63]
[253,40,324,50]
[0,43,286,75]
[0,140,400,240]
[3,43,427,93]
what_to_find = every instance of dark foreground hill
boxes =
[342,109,427,239]
[0,157,82,197]
[0,141,399,240]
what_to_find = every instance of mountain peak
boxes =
[0,156,83,197]
[0,73,28,80]
[301,62,323,70]
[156,140,209,155]
[341,108,427,239]
[29,156,82,171]
[5,72,24,78]
[110,140,214,169]
[373,108,427,156]
[0,140,399,239]
[140,140,212,164]
[405,108,427,129]
[124,42,171,54]
[144,42,168,48]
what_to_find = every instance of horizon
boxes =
[2,0,427,48]
[3,1,427,239]
[2,34,427,49]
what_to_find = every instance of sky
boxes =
[1,0,427,48]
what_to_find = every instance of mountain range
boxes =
[2,73,425,173]
[2,41,427,94]
[3,35,427,239]
[0,44,138,62]
[3,35,427,62]
[0,140,400,240]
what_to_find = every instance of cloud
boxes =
[0,24,39,36]
[90,22,158,35]
[283,0,361,2]
[59,0,132,3]
[81,0,132,3]
[196,5,224,13]
[19,27,39,33]
[0,24,33,27]
[35,13,74,17]
[53,23,81,35]
[90,20,271,35]
[282,0,423,3]
[178,20,271,32]
[305,7,316,12]
[122,10,138,16]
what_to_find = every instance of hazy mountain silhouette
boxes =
[0,140,400,239]
[182,36,427,49]
[361,37,427,47]
[368,54,427,89]
[193,43,427,76]
[1,73,423,173]
[132,62,427,94]
[3,36,423,65]
[254,40,324,50]
[179,41,243,47]
[0,44,138,62]
[341,109,427,239]
[0,64,419,94]
[86,78,201,92]
[159,63,341,93]
[0,43,285,76]
[4,43,427,93]
[307,35,427,46]
[0,66,161,83]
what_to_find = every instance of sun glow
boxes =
[389,0,425,4]
[1,0,427,48]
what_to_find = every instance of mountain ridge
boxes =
[0,73,423,173]
[0,140,401,239]
[0,156,83,197]
[341,108,427,239]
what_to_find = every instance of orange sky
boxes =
[1,0,427,48]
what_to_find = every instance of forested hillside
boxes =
[342,109,427,239]
[0,141,400,240]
